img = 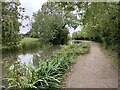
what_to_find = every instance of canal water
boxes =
[1,44,61,76]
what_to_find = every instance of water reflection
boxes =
[1,45,61,87]
[2,45,60,69]
[18,54,33,66]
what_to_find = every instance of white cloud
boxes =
[19,0,48,17]
[19,0,82,34]
[19,0,48,33]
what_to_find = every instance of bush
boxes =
[20,41,41,50]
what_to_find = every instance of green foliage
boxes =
[42,2,79,29]
[1,38,42,53]
[30,11,69,45]
[19,38,42,50]
[20,38,39,43]
[58,2,120,56]
[70,2,120,56]
[49,27,70,45]
[3,61,37,89]
[81,2,120,54]
[72,25,101,41]
[2,42,89,89]
[30,2,80,45]
[2,2,26,46]
[20,41,41,50]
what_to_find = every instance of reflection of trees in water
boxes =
[2,45,60,66]
[32,45,61,67]
[2,45,61,87]
[33,51,44,66]
[2,45,61,72]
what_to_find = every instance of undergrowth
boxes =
[2,42,90,89]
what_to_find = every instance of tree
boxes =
[30,11,69,45]
[41,2,79,29]
[59,2,120,56]
[30,2,83,45]
[81,2,120,52]
[77,2,120,55]
[2,2,26,46]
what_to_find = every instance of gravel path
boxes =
[65,42,118,88]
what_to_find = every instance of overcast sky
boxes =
[19,0,81,35]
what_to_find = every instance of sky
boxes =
[19,0,81,35]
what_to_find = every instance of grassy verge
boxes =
[100,44,119,67]
[72,40,81,44]
[20,38,39,43]
[20,38,42,50]
[2,42,90,89]
[2,38,42,54]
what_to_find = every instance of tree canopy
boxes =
[69,2,120,56]
[2,2,26,46]
[30,11,69,44]
[30,2,79,45]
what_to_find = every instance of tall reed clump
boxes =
[2,42,90,89]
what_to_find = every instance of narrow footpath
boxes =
[65,42,118,88]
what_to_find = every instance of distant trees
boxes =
[2,2,26,46]
[72,31,89,40]
[72,25,101,42]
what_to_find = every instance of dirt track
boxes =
[65,42,118,88]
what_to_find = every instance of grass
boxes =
[100,44,119,67]
[72,40,81,44]
[20,38,39,44]
[20,38,41,50]
[2,38,41,53]
[2,42,90,89]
